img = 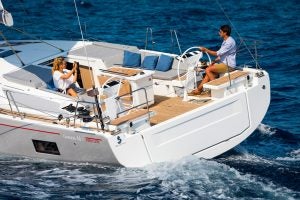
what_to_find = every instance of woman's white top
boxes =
[53,69,74,91]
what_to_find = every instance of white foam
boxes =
[0,179,51,199]
[10,164,31,169]
[257,123,276,136]
[223,152,278,165]
[38,180,60,187]
[34,168,67,176]
[34,168,98,185]
[61,174,97,185]
[0,179,23,186]
[117,156,298,199]
[1,154,298,199]
[23,190,51,199]
[276,148,300,161]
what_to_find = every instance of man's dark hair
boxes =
[220,25,231,36]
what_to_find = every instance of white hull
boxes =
[0,40,270,167]
[0,115,119,165]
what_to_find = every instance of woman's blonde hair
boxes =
[52,57,64,74]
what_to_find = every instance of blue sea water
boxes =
[0,0,299,199]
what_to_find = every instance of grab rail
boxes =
[74,99,103,132]
[115,87,151,123]
[3,87,150,131]
[5,90,22,118]
[74,87,150,131]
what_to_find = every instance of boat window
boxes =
[32,139,60,155]
[0,50,21,58]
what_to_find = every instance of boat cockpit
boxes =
[0,41,251,135]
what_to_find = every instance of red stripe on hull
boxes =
[0,123,60,135]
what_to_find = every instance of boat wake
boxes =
[239,123,300,157]
[132,156,299,199]
[212,122,300,195]
[0,121,299,199]
[0,154,299,199]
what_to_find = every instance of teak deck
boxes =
[149,95,211,125]
[110,109,148,126]
[108,66,142,76]
[205,71,249,86]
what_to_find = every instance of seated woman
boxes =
[52,57,84,97]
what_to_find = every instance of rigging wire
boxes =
[73,0,104,131]
[215,0,262,69]
[170,29,174,53]
[73,0,95,87]
[174,30,182,55]
[5,0,63,52]
[0,31,25,66]
[7,26,64,52]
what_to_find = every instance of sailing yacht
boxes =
[0,1,270,167]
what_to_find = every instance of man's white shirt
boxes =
[217,36,236,67]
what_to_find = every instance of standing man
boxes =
[190,25,236,95]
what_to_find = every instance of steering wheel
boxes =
[177,46,212,84]
[100,76,122,97]
[100,76,125,117]
[100,76,132,104]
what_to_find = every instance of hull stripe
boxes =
[0,123,60,135]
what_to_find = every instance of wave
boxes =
[231,123,300,166]
[276,149,300,161]
[0,154,299,199]
[253,123,300,144]
[257,123,277,136]
[216,152,300,193]
[138,156,299,199]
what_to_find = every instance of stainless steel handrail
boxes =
[115,87,150,123]
[5,90,22,118]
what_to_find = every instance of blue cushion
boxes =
[155,54,174,72]
[141,55,158,70]
[123,50,141,68]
